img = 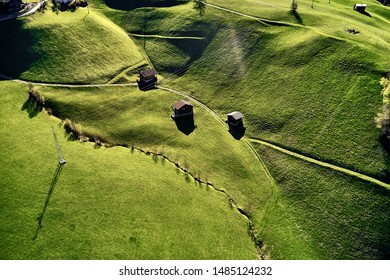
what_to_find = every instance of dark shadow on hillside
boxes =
[33,163,64,240]
[0,19,39,78]
[290,10,304,25]
[173,114,195,135]
[21,96,43,118]
[137,80,158,91]
[148,22,218,77]
[64,128,79,141]
[105,0,188,11]
[358,11,372,18]
[228,123,246,140]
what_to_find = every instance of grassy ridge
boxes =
[0,8,148,83]
[0,81,257,259]
[255,143,390,259]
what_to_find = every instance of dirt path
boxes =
[250,138,390,191]
[128,33,205,40]
[0,73,137,87]
[203,1,295,26]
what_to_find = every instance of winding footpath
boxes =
[203,1,294,26]
[0,73,137,88]
[250,138,390,191]
[3,71,389,190]
[128,33,205,40]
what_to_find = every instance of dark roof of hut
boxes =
[140,69,158,78]
[227,111,244,120]
[173,100,192,110]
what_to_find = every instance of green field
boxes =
[0,81,258,259]
[1,0,390,260]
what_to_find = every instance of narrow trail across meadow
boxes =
[3,72,389,191]
[203,1,295,26]
[250,138,390,191]
[128,33,205,40]
[0,73,137,87]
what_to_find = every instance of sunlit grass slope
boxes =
[38,85,274,232]
[209,0,390,50]
[0,7,148,83]
[255,143,390,260]
[90,0,390,178]
[0,81,257,259]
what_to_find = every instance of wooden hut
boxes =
[171,100,193,119]
[227,111,244,127]
[138,69,158,90]
[353,4,367,12]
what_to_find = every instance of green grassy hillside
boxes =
[1,0,389,260]
[256,143,390,260]
[0,7,148,83]
[0,81,258,259]
[162,1,390,179]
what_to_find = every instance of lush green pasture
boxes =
[255,143,390,260]
[90,0,390,178]
[1,0,390,260]
[0,7,148,83]
[0,81,258,259]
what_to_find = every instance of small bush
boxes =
[64,118,82,140]
[28,84,44,105]
[45,107,53,115]
[376,74,390,142]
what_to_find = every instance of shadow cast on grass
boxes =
[358,10,372,18]
[21,96,43,118]
[0,19,39,78]
[173,114,195,135]
[105,0,188,11]
[290,10,304,25]
[378,134,390,183]
[33,163,64,240]
[228,123,246,140]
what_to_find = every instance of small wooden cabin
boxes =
[138,69,158,90]
[227,111,244,127]
[353,3,367,12]
[140,69,157,83]
[171,100,193,119]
